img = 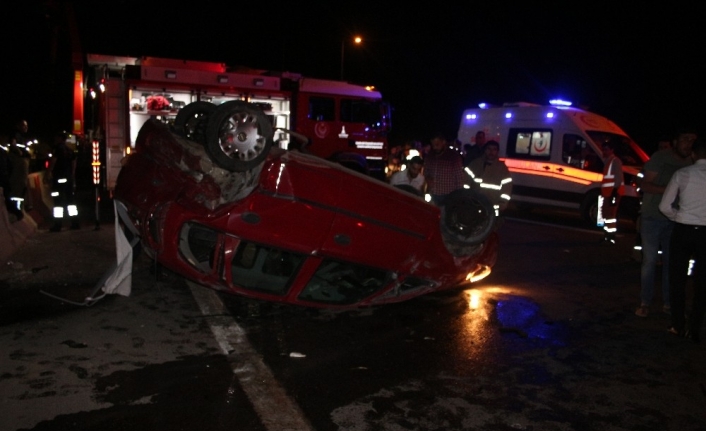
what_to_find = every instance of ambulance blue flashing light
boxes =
[549,99,572,107]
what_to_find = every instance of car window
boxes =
[231,241,305,295]
[298,259,391,305]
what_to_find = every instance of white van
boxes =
[457,101,649,224]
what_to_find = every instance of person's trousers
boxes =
[601,196,621,238]
[669,223,706,335]
[640,217,674,306]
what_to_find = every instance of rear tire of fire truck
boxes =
[205,101,274,172]
[173,101,216,145]
[580,189,600,226]
[440,189,496,246]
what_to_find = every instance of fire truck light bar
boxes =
[355,141,384,149]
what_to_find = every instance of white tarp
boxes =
[99,201,135,296]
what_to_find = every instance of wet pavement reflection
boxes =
[3,215,706,430]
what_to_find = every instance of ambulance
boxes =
[457,100,649,224]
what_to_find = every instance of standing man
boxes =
[0,133,14,219]
[464,140,513,216]
[635,129,696,317]
[599,141,624,244]
[46,131,80,231]
[464,130,487,164]
[389,156,426,196]
[660,138,706,342]
[6,131,31,220]
[423,133,464,206]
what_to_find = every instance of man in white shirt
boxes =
[390,156,426,196]
[660,138,706,342]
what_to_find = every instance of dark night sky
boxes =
[4,1,706,153]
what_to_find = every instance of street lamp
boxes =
[340,35,362,81]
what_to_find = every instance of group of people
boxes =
[633,128,706,343]
[387,130,513,219]
[1,119,80,231]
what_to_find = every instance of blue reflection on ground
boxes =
[493,295,569,347]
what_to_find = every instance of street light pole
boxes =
[340,36,362,81]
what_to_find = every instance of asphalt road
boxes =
[1,209,705,431]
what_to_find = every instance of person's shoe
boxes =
[667,326,684,336]
[635,305,649,317]
[49,224,62,233]
[685,330,701,344]
[663,305,671,315]
[70,222,81,230]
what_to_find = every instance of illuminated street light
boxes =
[340,35,362,81]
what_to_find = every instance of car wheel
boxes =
[580,189,600,225]
[440,189,496,246]
[173,101,216,145]
[205,101,274,172]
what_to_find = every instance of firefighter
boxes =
[600,141,624,244]
[464,139,513,217]
[45,131,79,232]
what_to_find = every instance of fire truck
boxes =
[77,54,391,190]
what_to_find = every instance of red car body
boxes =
[114,119,498,309]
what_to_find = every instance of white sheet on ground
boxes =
[101,201,134,296]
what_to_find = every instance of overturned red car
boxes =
[114,102,498,309]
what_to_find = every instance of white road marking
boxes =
[187,281,313,431]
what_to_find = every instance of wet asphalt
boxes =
[2,206,706,431]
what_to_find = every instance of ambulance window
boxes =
[507,128,552,160]
[581,145,604,173]
[587,131,645,167]
[562,134,588,167]
[308,97,335,121]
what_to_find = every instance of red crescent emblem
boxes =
[533,140,548,152]
[314,122,329,139]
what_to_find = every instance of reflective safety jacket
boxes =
[464,158,513,211]
[601,154,624,197]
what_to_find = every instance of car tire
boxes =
[205,101,274,172]
[580,189,600,225]
[173,101,216,145]
[440,189,496,246]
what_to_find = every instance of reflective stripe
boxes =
[480,183,502,190]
